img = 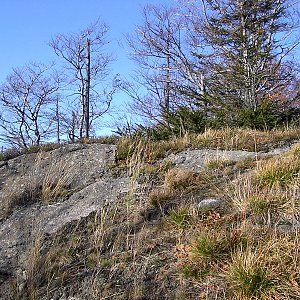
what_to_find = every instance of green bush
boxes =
[130,107,207,141]
[115,101,300,143]
[163,106,207,135]
[236,103,300,130]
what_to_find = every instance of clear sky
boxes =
[0,0,176,134]
[1,0,299,138]
[0,0,175,83]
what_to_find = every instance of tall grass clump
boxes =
[227,232,300,300]
[164,168,198,192]
[228,248,273,298]
[168,207,192,229]
[257,157,300,187]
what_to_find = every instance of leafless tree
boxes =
[125,4,204,124]
[49,19,115,139]
[0,62,60,148]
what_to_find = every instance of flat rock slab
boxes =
[166,149,258,172]
[0,144,116,218]
[0,175,130,274]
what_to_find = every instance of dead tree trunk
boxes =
[56,95,61,144]
[84,38,91,138]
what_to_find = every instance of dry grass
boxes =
[147,167,208,208]
[164,168,199,192]
[227,146,300,224]
[256,155,300,188]
[173,215,300,299]
[205,158,235,170]
[41,161,75,203]
[169,139,300,299]
[193,127,300,151]
[0,155,75,220]
[116,127,300,164]
[148,188,175,207]
[0,143,61,161]
[0,175,42,220]
[227,231,300,299]
[3,127,300,299]
[13,207,117,300]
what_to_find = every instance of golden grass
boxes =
[164,168,198,192]
[148,188,175,207]
[226,145,300,223]
[0,155,75,220]
[0,175,41,220]
[116,127,300,164]
[41,161,75,203]
[256,156,300,188]
[3,127,300,299]
[205,158,235,170]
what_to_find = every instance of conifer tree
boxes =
[197,0,299,111]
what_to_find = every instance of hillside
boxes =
[0,128,300,300]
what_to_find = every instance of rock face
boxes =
[166,149,258,171]
[0,143,130,297]
[0,141,297,300]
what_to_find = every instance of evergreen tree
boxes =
[187,0,299,126]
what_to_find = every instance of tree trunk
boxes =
[79,86,85,139]
[164,51,171,113]
[56,95,61,144]
[84,38,91,138]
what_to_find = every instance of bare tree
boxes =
[0,63,60,148]
[49,19,114,139]
[125,4,203,124]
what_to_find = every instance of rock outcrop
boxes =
[0,140,298,300]
[0,143,130,299]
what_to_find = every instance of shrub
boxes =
[162,106,207,136]
[236,102,280,130]
[124,107,207,141]
[213,101,300,130]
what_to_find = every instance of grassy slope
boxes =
[4,128,300,300]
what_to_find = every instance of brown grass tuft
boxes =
[164,168,199,192]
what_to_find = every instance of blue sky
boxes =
[0,0,176,134]
[1,0,299,138]
[0,0,175,82]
